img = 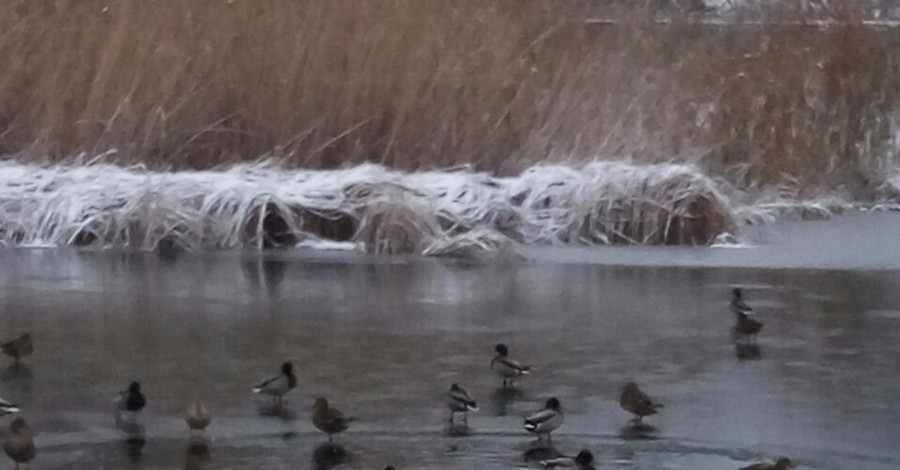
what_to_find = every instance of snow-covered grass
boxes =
[0,160,737,255]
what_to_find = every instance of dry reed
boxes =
[0,0,898,192]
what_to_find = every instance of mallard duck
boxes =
[541,450,594,469]
[0,397,19,416]
[312,397,353,442]
[491,344,530,388]
[619,382,662,424]
[185,401,211,436]
[3,418,35,470]
[252,361,297,406]
[730,288,753,316]
[446,383,478,425]
[117,382,146,414]
[735,311,763,344]
[1,334,33,367]
[524,397,564,441]
[740,457,794,470]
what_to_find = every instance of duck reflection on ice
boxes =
[489,387,523,417]
[735,342,762,360]
[1,364,33,382]
[522,442,563,464]
[619,422,660,440]
[122,436,145,464]
[242,257,288,296]
[312,442,350,470]
[184,444,212,470]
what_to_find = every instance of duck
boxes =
[312,397,353,442]
[3,418,35,470]
[185,401,211,436]
[524,397,564,441]
[446,383,478,425]
[117,381,146,414]
[252,361,297,406]
[619,382,662,424]
[0,397,19,416]
[540,450,595,469]
[740,457,794,470]
[491,344,530,388]
[735,311,763,344]
[730,288,753,316]
[1,334,33,367]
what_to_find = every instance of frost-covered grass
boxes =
[0,160,736,255]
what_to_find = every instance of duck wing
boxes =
[323,408,353,429]
[540,457,577,468]
[448,386,478,410]
[524,407,557,429]
[253,375,288,395]
[492,356,531,374]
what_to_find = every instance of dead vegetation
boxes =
[0,0,898,193]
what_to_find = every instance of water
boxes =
[1,214,900,469]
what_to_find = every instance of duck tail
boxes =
[520,366,531,375]
[252,387,263,394]
[524,421,537,431]
[467,403,479,412]
[2,405,19,414]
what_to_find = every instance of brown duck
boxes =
[1,334,33,367]
[4,418,35,470]
[619,382,663,423]
[313,397,354,442]
[185,401,211,436]
[740,457,794,470]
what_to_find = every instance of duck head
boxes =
[128,381,141,394]
[732,288,742,299]
[9,417,27,433]
[622,382,640,393]
[545,397,561,411]
[281,361,294,375]
[314,397,329,410]
[494,344,508,356]
[575,450,594,465]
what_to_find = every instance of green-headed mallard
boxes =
[117,382,146,414]
[446,383,478,425]
[524,397,563,441]
[491,344,530,388]
[252,361,297,406]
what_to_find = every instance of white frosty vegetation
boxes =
[0,159,738,255]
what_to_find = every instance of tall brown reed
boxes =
[1,0,898,192]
